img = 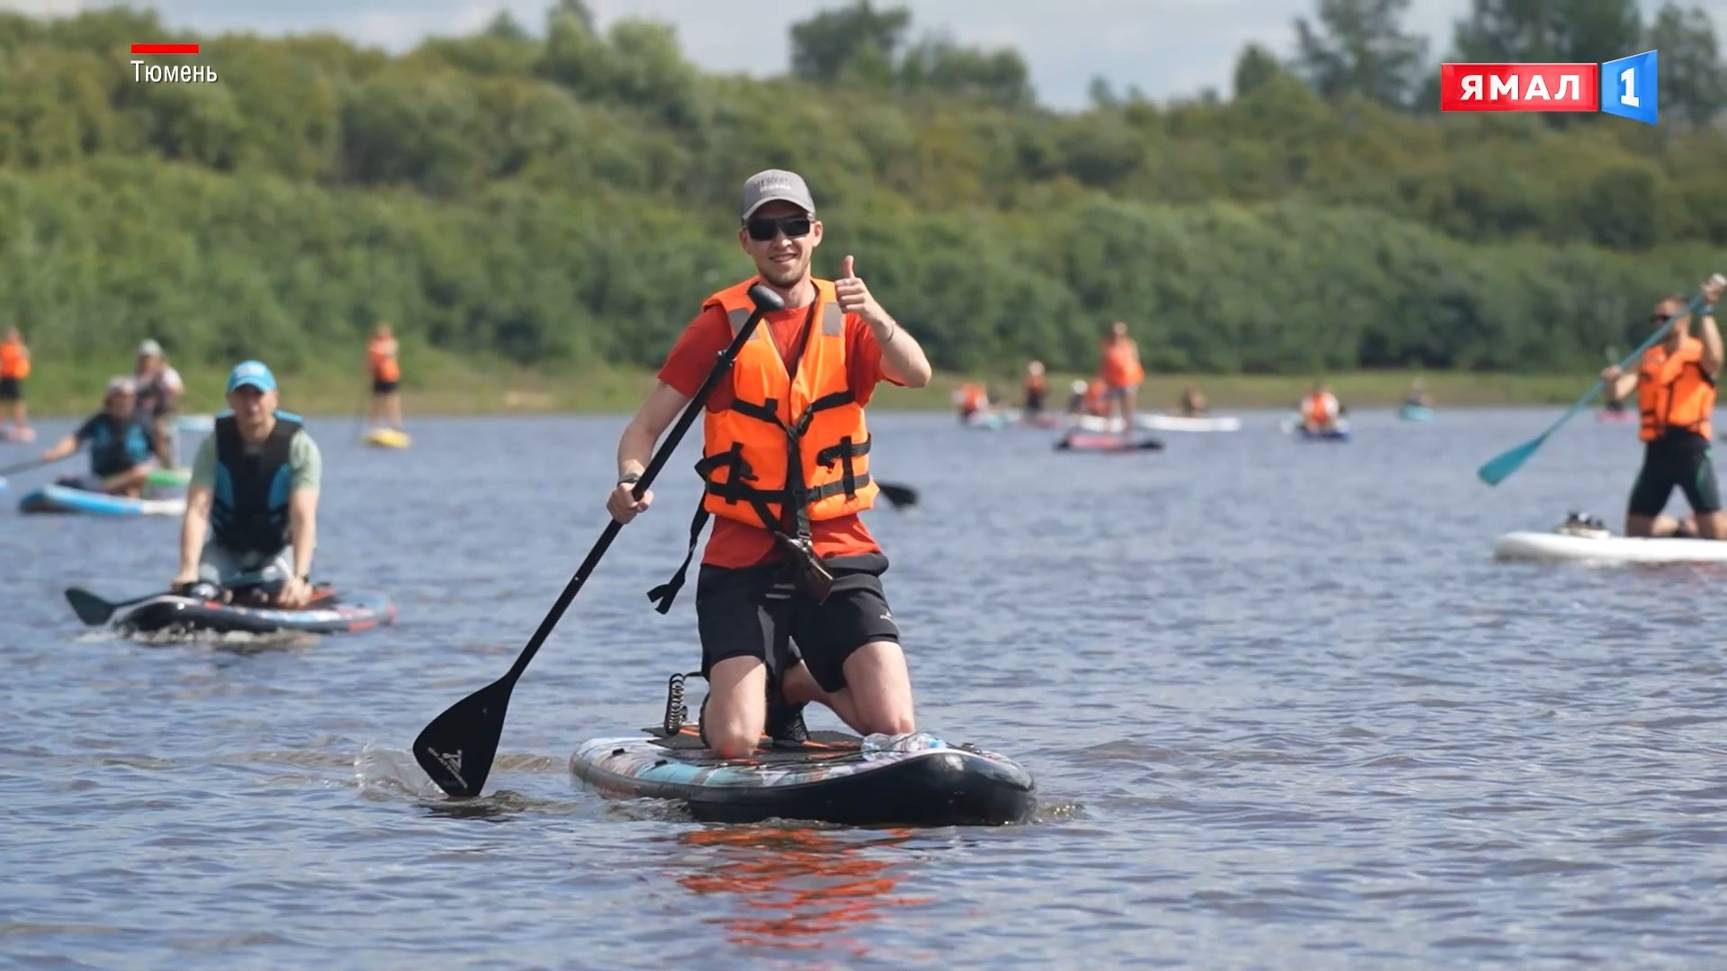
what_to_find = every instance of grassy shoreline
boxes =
[15,353,1597,418]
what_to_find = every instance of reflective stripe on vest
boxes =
[697,277,877,533]
[211,413,303,555]
[1638,337,1716,442]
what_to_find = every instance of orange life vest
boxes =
[1024,373,1047,396]
[698,277,876,533]
[1303,392,1337,425]
[1100,338,1144,388]
[0,339,28,380]
[1638,336,1715,442]
[368,337,400,383]
[959,383,987,412]
[1083,379,1108,416]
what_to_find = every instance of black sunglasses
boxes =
[745,214,812,241]
[1652,312,1675,324]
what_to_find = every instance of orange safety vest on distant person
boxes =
[959,383,987,413]
[1303,392,1337,425]
[1083,379,1108,416]
[0,339,29,380]
[368,337,400,383]
[1638,336,1715,442]
[699,277,877,532]
[1024,372,1046,397]
[1100,338,1144,389]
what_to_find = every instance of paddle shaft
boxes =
[0,453,68,477]
[498,300,776,685]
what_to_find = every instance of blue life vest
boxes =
[210,412,304,555]
[82,414,153,477]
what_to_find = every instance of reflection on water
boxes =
[668,827,928,958]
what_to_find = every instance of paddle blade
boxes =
[412,675,516,797]
[878,481,918,508]
[1477,435,1544,486]
[64,587,116,626]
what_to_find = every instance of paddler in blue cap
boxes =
[172,360,323,607]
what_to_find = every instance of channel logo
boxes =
[1440,50,1657,125]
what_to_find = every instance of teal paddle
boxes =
[1478,291,1709,486]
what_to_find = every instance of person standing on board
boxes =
[1601,279,1727,538]
[133,338,185,466]
[1301,381,1342,432]
[607,168,933,760]
[1022,360,1048,416]
[0,326,32,441]
[1099,321,1144,435]
[173,361,323,607]
[40,377,155,495]
[367,322,403,431]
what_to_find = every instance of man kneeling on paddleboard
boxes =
[608,168,933,760]
[172,361,323,607]
[1601,277,1727,538]
[40,377,156,496]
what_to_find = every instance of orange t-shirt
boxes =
[656,301,898,569]
[0,339,28,379]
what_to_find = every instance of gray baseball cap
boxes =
[739,169,815,220]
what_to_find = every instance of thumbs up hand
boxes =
[835,254,886,327]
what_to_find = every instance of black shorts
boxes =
[372,379,398,395]
[0,377,20,401]
[1629,432,1721,517]
[696,552,900,694]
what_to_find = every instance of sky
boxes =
[4,0,1717,108]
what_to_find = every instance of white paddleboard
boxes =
[1494,530,1727,564]
[1075,413,1241,434]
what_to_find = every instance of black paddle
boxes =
[412,283,786,798]
[877,481,918,508]
[64,586,170,626]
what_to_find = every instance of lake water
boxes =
[5,408,1726,969]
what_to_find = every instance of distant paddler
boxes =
[39,377,156,495]
[1178,385,1209,417]
[367,322,404,432]
[1022,360,1048,416]
[1098,321,1144,437]
[173,361,323,607]
[133,338,185,466]
[0,325,32,442]
[955,381,990,423]
[1404,378,1433,409]
[1600,278,1727,538]
[1300,381,1342,433]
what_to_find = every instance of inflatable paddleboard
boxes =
[1281,416,1351,441]
[570,726,1035,826]
[1494,530,1727,564]
[0,425,36,443]
[1398,404,1434,422]
[110,589,396,635]
[364,428,411,449]
[1074,413,1239,434]
[1055,431,1164,452]
[19,485,185,517]
[145,467,190,489]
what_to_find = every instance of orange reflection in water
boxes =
[675,826,930,957]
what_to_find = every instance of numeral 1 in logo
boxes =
[1601,50,1658,125]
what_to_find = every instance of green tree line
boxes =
[0,1,1722,382]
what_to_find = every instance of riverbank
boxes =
[17,351,1592,418]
